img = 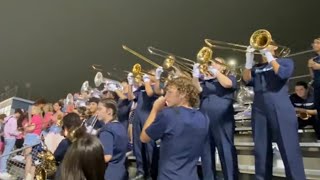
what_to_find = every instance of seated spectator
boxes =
[290,81,320,141]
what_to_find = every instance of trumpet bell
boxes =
[249,29,272,50]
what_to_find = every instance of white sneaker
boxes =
[0,172,12,179]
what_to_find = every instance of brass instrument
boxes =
[35,143,57,180]
[80,81,92,94]
[204,29,291,57]
[94,72,123,91]
[56,114,63,127]
[297,112,311,120]
[64,93,74,106]
[147,46,193,79]
[123,45,159,68]
[122,45,160,83]
[126,63,154,83]
[197,47,213,74]
[148,47,193,70]
[80,81,102,98]
[196,47,231,75]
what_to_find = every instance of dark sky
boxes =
[0,0,319,101]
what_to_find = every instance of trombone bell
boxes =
[197,47,213,74]
[197,47,213,64]
[163,56,175,69]
[132,64,142,76]
[249,29,272,50]
[130,63,155,83]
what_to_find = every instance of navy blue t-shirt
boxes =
[135,86,158,113]
[99,121,128,180]
[290,93,315,110]
[54,139,71,165]
[146,107,209,180]
[249,58,293,94]
[200,75,237,100]
[117,99,132,128]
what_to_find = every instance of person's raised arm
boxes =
[192,63,202,92]
[143,74,154,97]
[243,46,255,83]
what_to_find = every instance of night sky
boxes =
[0,0,319,101]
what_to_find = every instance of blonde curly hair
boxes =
[165,77,200,107]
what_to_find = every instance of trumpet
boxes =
[94,72,123,91]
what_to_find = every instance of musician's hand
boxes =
[106,83,117,92]
[208,66,218,76]
[193,63,201,78]
[155,67,164,80]
[152,96,166,112]
[295,108,306,113]
[127,73,134,85]
[308,59,314,68]
[245,46,255,69]
[143,74,150,83]
[308,59,320,69]
[260,48,275,63]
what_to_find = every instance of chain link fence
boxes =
[0,142,53,180]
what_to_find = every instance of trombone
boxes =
[204,29,291,57]
[147,46,194,71]
[123,63,155,84]
[122,45,172,82]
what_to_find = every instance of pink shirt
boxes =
[43,112,53,128]
[30,115,42,135]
